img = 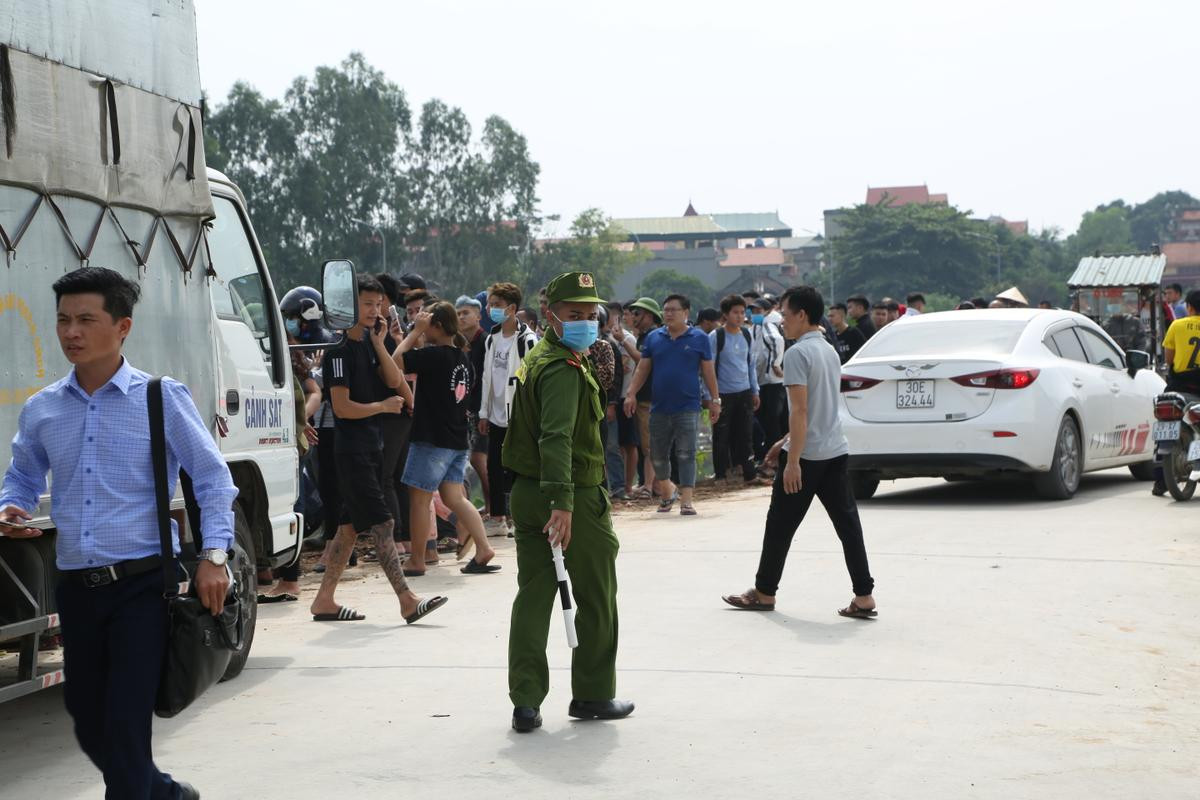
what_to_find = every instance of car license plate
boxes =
[896,380,935,409]
[1189,440,1200,462]
[1153,421,1181,441]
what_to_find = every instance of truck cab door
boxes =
[204,193,298,564]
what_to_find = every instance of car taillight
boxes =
[1187,407,1200,425]
[950,368,1040,390]
[841,375,882,392]
[1156,401,1185,421]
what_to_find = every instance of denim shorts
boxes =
[402,441,470,492]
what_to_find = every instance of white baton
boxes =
[550,544,579,649]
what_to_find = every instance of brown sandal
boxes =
[837,601,878,619]
[722,589,775,611]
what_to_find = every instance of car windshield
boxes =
[856,319,1029,358]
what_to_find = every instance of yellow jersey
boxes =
[1162,315,1200,374]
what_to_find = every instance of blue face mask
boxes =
[751,314,765,325]
[489,307,508,325]
[285,318,301,337]
[556,317,599,351]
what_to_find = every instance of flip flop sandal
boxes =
[679,505,697,516]
[403,568,426,577]
[721,590,775,611]
[631,486,652,500]
[312,606,366,622]
[257,593,298,604]
[460,558,502,575]
[405,595,448,624]
[657,491,679,513]
[838,602,878,619]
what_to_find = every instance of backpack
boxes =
[715,327,753,377]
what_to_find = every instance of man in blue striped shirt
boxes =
[0,267,234,800]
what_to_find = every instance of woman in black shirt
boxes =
[395,302,500,576]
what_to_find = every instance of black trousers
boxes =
[486,424,510,516]
[754,454,875,597]
[316,426,341,542]
[713,389,757,481]
[757,383,785,454]
[56,569,180,800]
[379,413,413,541]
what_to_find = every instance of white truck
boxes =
[0,0,353,702]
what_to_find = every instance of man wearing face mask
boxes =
[503,272,633,732]
[479,283,538,537]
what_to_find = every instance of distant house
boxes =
[1162,208,1200,286]
[610,205,793,301]
[865,184,948,207]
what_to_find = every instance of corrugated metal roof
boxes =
[1067,254,1166,287]
[709,213,791,232]
[611,216,724,236]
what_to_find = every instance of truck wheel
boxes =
[220,503,258,682]
[1163,429,1197,502]
[1127,460,1156,481]
[1034,416,1082,500]
[850,473,880,500]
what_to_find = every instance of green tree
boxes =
[828,203,994,300]
[636,269,712,308]
[1128,190,1199,250]
[1065,205,1135,266]
[204,53,541,296]
[524,209,647,301]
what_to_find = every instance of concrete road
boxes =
[1,470,1197,799]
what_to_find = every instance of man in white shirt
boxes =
[905,293,925,316]
[479,282,539,535]
[750,297,786,465]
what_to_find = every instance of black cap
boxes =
[399,272,427,290]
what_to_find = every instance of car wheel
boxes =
[1034,416,1082,500]
[1163,428,1197,502]
[1127,460,1156,481]
[850,473,880,500]
[220,503,258,682]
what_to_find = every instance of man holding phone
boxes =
[0,267,237,799]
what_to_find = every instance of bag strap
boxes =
[715,328,725,373]
[148,378,178,598]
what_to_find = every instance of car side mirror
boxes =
[321,259,358,331]
[1125,349,1150,377]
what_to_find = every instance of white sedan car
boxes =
[839,309,1164,499]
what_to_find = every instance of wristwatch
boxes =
[199,548,228,567]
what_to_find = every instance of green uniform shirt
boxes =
[502,327,605,512]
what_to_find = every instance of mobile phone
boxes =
[0,518,29,535]
[374,318,385,334]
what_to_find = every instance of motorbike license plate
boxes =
[1188,441,1200,462]
[1153,421,1181,441]
[896,380,935,409]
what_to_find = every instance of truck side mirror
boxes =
[322,260,358,331]
[1125,349,1150,377]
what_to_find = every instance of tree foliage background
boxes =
[828,190,1196,306]
[205,53,541,297]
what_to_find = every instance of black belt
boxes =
[63,555,163,588]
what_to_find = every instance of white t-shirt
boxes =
[488,332,517,427]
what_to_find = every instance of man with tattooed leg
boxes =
[310,274,448,624]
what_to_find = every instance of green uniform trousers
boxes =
[508,476,620,708]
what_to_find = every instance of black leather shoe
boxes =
[512,706,542,732]
[177,782,201,800]
[1152,482,1168,497]
[568,699,635,720]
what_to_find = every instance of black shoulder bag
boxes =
[148,377,244,718]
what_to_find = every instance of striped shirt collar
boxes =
[65,357,137,399]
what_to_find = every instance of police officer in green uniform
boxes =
[504,271,635,732]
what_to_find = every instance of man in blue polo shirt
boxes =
[623,294,721,516]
